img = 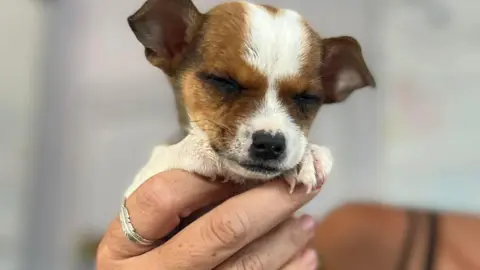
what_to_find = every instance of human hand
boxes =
[97,170,320,269]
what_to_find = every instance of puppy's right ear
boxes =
[128,0,203,75]
[321,36,376,104]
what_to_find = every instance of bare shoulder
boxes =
[311,203,407,270]
[320,203,406,228]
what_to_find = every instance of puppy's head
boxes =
[128,0,375,179]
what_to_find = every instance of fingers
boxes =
[97,170,235,260]
[281,248,319,270]
[215,215,316,270]
[150,179,320,269]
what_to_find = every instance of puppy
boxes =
[124,0,375,198]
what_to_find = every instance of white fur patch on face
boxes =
[242,3,308,78]
[225,3,309,173]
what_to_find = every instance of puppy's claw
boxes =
[283,145,332,194]
[313,169,327,191]
[284,175,297,194]
[305,184,313,194]
[294,144,333,193]
[310,145,333,191]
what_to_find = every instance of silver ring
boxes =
[120,197,156,246]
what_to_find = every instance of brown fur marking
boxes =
[181,2,268,151]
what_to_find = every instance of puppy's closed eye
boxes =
[199,73,245,96]
[292,92,322,114]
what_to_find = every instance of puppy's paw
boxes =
[310,144,333,189]
[125,136,220,198]
[284,144,333,194]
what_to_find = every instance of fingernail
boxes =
[302,249,318,269]
[299,215,316,231]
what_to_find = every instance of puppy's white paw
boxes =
[285,144,333,194]
[310,144,333,187]
[125,134,220,198]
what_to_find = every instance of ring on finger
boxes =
[119,197,156,246]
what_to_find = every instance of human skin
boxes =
[310,204,480,270]
[97,170,321,269]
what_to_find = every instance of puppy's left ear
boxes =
[321,36,376,104]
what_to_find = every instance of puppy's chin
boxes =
[222,158,282,180]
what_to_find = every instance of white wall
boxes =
[379,0,480,213]
[0,1,45,269]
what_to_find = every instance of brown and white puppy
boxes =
[124,0,375,197]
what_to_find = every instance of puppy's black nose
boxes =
[249,131,286,161]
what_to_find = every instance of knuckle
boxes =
[96,240,108,262]
[207,209,250,247]
[136,174,177,215]
[95,238,120,269]
[234,254,265,270]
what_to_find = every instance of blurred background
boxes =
[1,0,479,269]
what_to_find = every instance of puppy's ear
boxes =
[128,0,202,75]
[321,36,376,104]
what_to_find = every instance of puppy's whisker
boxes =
[194,118,230,130]
[191,118,235,136]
